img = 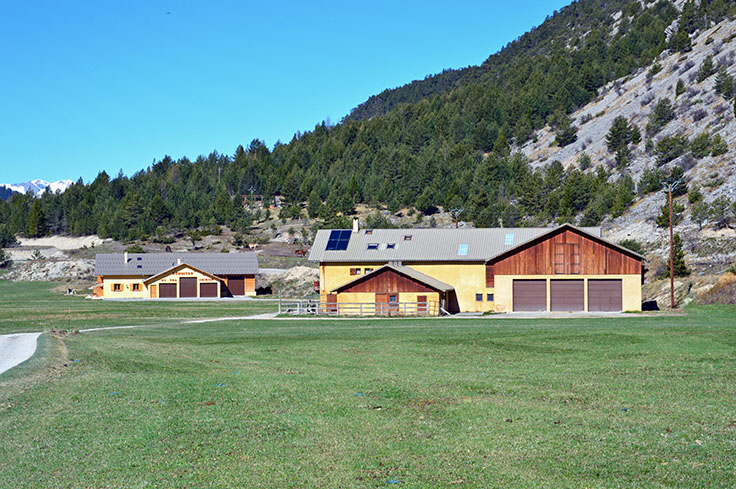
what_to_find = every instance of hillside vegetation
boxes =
[0,1,734,275]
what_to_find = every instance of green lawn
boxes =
[0,280,277,334]
[1,284,735,487]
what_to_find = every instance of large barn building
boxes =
[94,253,258,299]
[309,223,643,315]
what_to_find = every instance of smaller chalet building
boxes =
[95,253,258,299]
[309,223,644,315]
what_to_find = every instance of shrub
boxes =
[655,135,689,165]
[152,235,175,244]
[0,249,11,269]
[618,239,644,254]
[125,244,145,253]
[688,186,703,204]
[710,134,728,156]
[697,55,715,82]
[690,132,711,158]
[646,98,675,135]
[715,66,735,98]
[656,201,685,228]
[676,79,686,97]
[691,107,707,122]
[679,60,695,74]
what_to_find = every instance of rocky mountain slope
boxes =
[519,14,736,276]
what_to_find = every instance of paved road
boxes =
[0,332,42,376]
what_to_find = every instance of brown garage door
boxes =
[180,277,197,298]
[159,283,177,298]
[200,282,219,298]
[588,279,622,312]
[227,276,245,296]
[513,280,547,312]
[550,279,584,311]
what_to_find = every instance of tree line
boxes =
[0,0,733,244]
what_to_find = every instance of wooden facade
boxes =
[335,268,436,294]
[486,229,641,286]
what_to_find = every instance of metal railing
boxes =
[277,299,439,316]
[316,301,438,316]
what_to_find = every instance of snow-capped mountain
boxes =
[0,179,74,197]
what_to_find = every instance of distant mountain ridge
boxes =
[0,179,74,198]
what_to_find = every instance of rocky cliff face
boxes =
[520,15,736,275]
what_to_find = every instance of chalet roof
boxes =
[95,252,258,276]
[330,264,454,293]
[484,223,645,263]
[309,226,602,263]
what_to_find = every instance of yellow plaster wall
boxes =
[102,266,222,299]
[321,263,383,293]
[102,276,148,299]
[406,262,492,313]
[493,274,642,313]
[321,262,491,313]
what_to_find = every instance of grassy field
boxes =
[0,280,278,334]
[1,294,735,488]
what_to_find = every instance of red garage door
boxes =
[159,283,177,298]
[588,279,622,311]
[180,277,197,298]
[200,282,219,298]
[513,280,547,312]
[227,276,245,296]
[550,280,584,312]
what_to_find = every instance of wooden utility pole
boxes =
[448,208,464,228]
[661,178,682,309]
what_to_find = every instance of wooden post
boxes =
[669,188,675,309]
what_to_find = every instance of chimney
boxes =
[177,258,182,266]
[124,252,128,263]
[352,217,359,233]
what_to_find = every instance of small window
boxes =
[403,235,412,241]
[487,293,494,302]
[365,229,373,235]
[112,283,122,292]
[364,268,374,273]
[458,244,469,256]
[389,294,398,302]
[367,243,378,250]
[132,283,141,292]
[504,233,514,245]
[386,243,396,249]
[476,293,483,302]
[349,268,362,276]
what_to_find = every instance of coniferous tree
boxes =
[666,234,690,278]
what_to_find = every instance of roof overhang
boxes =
[143,263,225,285]
[484,223,646,264]
[331,264,454,294]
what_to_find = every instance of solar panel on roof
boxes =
[326,230,351,250]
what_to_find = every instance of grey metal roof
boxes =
[95,252,259,276]
[331,264,454,293]
[309,226,602,263]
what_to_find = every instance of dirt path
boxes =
[0,332,42,376]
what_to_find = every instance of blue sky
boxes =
[0,1,570,184]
